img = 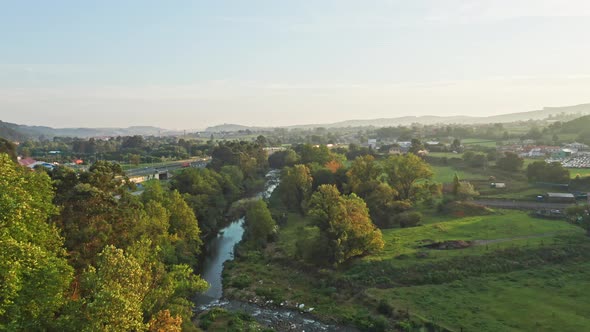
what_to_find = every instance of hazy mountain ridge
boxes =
[204,124,266,132]
[560,114,590,133]
[205,103,590,131]
[0,121,181,140]
[2,103,589,138]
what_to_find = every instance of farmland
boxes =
[224,203,589,331]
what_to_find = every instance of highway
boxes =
[125,158,210,177]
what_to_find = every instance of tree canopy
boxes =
[384,154,434,201]
[307,185,384,266]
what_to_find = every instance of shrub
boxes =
[441,201,493,217]
[377,300,394,317]
[230,274,252,289]
[396,211,422,228]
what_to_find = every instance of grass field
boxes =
[367,262,590,332]
[569,168,590,178]
[224,202,589,330]
[462,139,499,147]
[363,210,583,267]
[432,165,489,183]
[428,152,464,158]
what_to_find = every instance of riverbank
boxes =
[222,205,590,331]
[192,170,362,331]
[195,300,360,332]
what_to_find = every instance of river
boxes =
[193,170,358,332]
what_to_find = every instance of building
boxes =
[545,192,575,203]
[263,147,285,155]
[388,147,402,155]
[565,142,589,151]
[18,157,37,167]
[367,139,377,149]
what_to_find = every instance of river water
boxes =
[193,170,358,332]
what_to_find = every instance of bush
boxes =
[350,313,389,332]
[254,287,284,302]
[377,300,394,317]
[199,308,228,329]
[230,274,252,289]
[441,201,493,217]
[396,211,422,228]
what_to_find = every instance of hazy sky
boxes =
[1,0,590,129]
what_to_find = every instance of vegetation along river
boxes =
[193,170,358,332]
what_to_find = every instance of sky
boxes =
[1,0,590,129]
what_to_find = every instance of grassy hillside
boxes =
[0,121,29,141]
[224,205,590,331]
[367,262,590,332]
[561,114,590,134]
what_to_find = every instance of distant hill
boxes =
[3,103,590,138]
[484,103,590,123]
[201,103,590,132]
[0,121,181,140]
[0,121,29,141]
[204,124,266,132]
[561,114,590,134]
[290,103,590,129]
[297,115,476,128]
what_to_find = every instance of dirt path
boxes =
[473,232,567,245]
[475,199,573,210]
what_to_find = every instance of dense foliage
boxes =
[307,185,384,266]
[527,161,570,183]
[0,154,72,330]
[0,154,209,331]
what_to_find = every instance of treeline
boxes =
[266,144,439,266]
[0,140,268,330]
[171,141,269,236]
[16,135,212,164]
[1,155,207,330]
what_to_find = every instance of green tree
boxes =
[0,138,17,162]
[456,181,479,200]
[255,135,268,147]
[298,144,332,165]
[244,200,276,248]
[470,153,488,168]
[346,155,381,197]
[565,205,590,236]
[268,149,299,169]
[409,138,425,154]
[79,160,128,193]
[148,310,182,332]
[307,185,384,266]
[364,183,412,228]
[171,168,230,235]
[165,190,203,267]
[526,161,570,183]
[0,154,73,330]
[384,154,434,201]
[278,164,313,213]
[452,173,460,197]
[80,245,150,332]
[450,138,461,152]
[496,152,524,172]
[129,154,142,166]
[54,183,122,268]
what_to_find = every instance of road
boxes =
[475,199,574,210]
[126,158,210,177]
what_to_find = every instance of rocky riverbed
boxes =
[195,299,359,332]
